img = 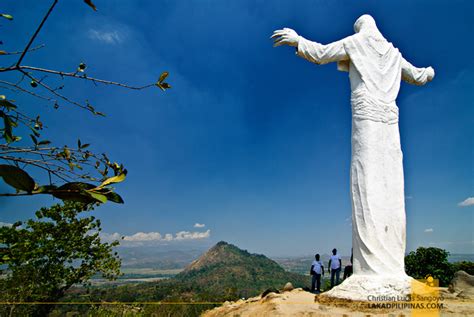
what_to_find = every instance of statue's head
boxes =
[354,14,377,33]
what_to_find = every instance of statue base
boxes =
[320,274,424,302]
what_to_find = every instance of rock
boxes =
[261,288,279,298]
[451,270,474,298]
[283,282,294,292]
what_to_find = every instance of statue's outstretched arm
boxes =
[272,28,349,65]
[297,36,349,65]
[401,58,435,86]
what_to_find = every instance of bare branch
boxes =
[20,65,156,90]
[2,44,45,56]
[0,66,19,73]
[20,70,92,112]
[0,79,54,103]
[1,155,70,182]
[16,0,58,66]
[0,192,34,197]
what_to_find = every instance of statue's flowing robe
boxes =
[297,32,432,277]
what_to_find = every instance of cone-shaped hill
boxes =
[71,242,310,316]
[166,241,308,299]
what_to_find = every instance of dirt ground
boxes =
[202,288,474,317]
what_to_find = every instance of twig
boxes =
[16,0,58,66]
[20,65,155,90]
[0,79,54,103]
[2,44,45,56]
[1,156,70,182]
[20,70,92,112]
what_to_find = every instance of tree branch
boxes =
[1,155,70,182]
[0,79,54,103]
[20,70,92,112]
[3,44,45,56]
[20,65,155,90]
[16,0,58,66]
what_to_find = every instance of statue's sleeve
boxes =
[296,36,349,65]
[401,58,434,86]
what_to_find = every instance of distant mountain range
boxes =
[117,245,207,269]
[115,243,473,274]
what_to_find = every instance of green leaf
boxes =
[0,14,13,21]
[87,191,107,203]
[52,182,97,203]
[0,164,36,192]
[30,134,38,145]
[83,0,97,11]
[104,191,124,204]
[0,100,17,110]
[155,82,171,91]
[38,140,51,146]
[0,111,14,143]
[63,147,71,160]
[32,185,58,194]
[99,170,127,187]
[29,126,40,137]
[155,83,165,91]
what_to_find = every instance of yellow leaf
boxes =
[99,171,127,187]
[158,72,169,83]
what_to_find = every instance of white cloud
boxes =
[100,232,122,242]
[100,229,210,244]
[88,29,124,44]
[424,228,434,233]
[0,222,12,227]
[458,197,474,207]
[175,230,210,240]
[124,232,162,241]
[193,223,205,228]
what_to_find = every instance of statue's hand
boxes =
[271,28,299,47]
[426,66,435,81]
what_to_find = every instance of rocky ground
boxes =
[202,287,474,317]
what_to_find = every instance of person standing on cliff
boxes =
[310,254,324,293]
[328,248,342,287]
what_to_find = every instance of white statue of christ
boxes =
[272,15,435,300]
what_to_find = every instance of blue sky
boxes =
[1,0,473,256]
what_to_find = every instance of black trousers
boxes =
[311,273,321,292]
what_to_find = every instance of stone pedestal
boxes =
[323,275,414,301]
